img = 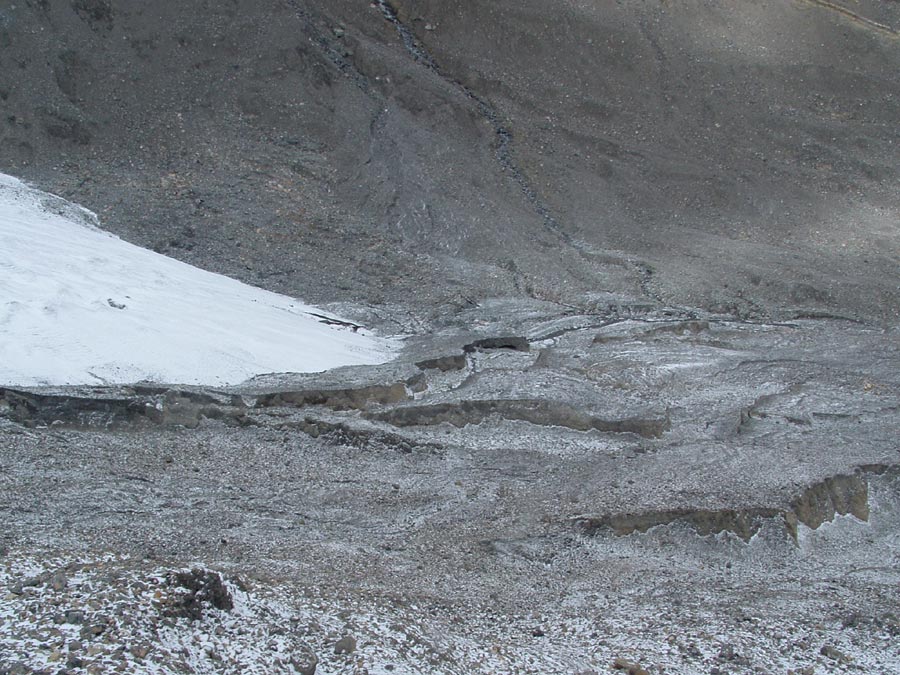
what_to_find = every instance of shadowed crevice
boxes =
[572,466,899,543]
[368,398,671,438]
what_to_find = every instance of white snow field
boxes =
[0,173,396,386]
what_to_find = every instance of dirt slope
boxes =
[1,0,897,323]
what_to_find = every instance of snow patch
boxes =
[0,174,396,386]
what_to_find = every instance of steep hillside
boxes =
[1,0,897,323]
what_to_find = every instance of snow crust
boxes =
[0,174,396,386]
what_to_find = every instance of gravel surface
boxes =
[3,309,899,673]
[2,1,899,672]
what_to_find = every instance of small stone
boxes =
[80,623,107,639]
[787,667,815,675]
[612,658,649,675]
[65,610,85,625]
[130,645,150,659]
[841,613,863,629]
[424,23,435,30]
[290,651,318,675]
[820,644,851,663]
[334,635,356,655]
[717,643,750,666]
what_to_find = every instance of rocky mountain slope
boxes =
[1,0,897,324]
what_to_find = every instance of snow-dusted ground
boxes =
[3,521,900,675]
[0,174,395,387]
[3,173,899,674]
